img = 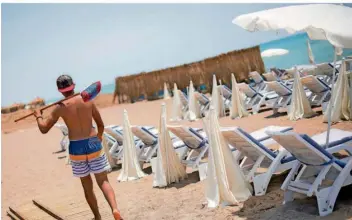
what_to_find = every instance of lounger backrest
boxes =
[237,83,257,98]
[131,126,158,145]
[194,92,209,106]
[222,127,276,161]
[265,81,292,96]
[249,71,264,84]
[167,126,207,149]
[300,75,330,93]
[268,132,334,166]
[105,127,124,145]
[263,71,279,82]
[178,90,188,106]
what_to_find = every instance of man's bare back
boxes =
[58,96,98,140]
[34,75,122,220]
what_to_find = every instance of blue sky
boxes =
[1,3,299,106]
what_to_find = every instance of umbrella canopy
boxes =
[229,73,249,119]
[203,107,252,208]
[117,109,146,182]
[153,103,187,187]
[323,60,351,123]
[261,48,289,57]
[233,4,352,49]
[170,83,183,121]
[163,82,170,100]
[185,81,201,121]
[287,68,316,120]
[232,3,352,151]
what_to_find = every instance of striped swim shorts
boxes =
[69,136,111,177]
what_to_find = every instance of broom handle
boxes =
[14,93,80,122]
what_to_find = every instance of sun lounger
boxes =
[104,126,125,161]
[54,123,69,151]
[263,71,294,87]
[131,126,160,163]
[237,83,278,113]
[221,126,295,196]
[179,90,189,112]
[249,71,266,91]
[300,75,331,107]
[194,92,210,117]
[167,125,209,180]
[264,81,294,114]
[220,85,232,100]
[131,126,187,163]
[267,129,352,216]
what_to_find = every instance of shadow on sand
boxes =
[231,173,352,220]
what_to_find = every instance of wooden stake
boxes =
[8,207,27,220]
[7,210,21,220]
[32,199,64,220]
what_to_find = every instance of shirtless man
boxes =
[34,75,122,220]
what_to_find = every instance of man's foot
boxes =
[113,210,123,220]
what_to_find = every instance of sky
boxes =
[1,3,302,106]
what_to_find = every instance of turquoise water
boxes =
[260,32,352,71]
[47,33,352,103]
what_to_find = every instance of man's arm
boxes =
[92,103,104,141]
[34,106,61,134]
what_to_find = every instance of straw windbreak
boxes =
[114,46,264,102]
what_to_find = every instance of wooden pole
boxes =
[32,200,64,220]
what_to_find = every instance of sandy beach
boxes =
[2,95,352,220]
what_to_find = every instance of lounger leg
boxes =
[60,135,67,151]
[281,161,301,190]
[246,155,264,182]
[324,159,352,216]
[308,164,332,197]
[253,150,289,196]
[283,190,294,205]
[193,145,209,170]
[109,142,119,157]
[232,150,242,163]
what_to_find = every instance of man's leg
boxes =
[80,175,101,220]
[94,171,122,219]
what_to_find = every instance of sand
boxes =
[2,96,352,219]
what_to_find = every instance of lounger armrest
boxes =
[326,144,352,154]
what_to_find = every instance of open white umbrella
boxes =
[117,110,146,182]
[163,82,170,100]
[170,83,183,121]
[261,48,289,57]
[323,60,351,122]
[229,73,249,119]
[153,103,187,187]
[287,67,316,120]
[203,106,252,208]
[233,3,352,147]
[185,80,201,121]
[210,75,225,118]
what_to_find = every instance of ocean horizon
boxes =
[46,33,352,104]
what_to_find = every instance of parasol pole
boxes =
[325,47,338,148]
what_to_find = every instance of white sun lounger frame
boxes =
[221,126,295,196]
[267,129,352,216]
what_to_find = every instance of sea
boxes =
[46,33,352,104]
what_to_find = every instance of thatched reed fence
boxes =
[114,45,265,103]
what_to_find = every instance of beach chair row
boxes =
[102,123,352,217]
